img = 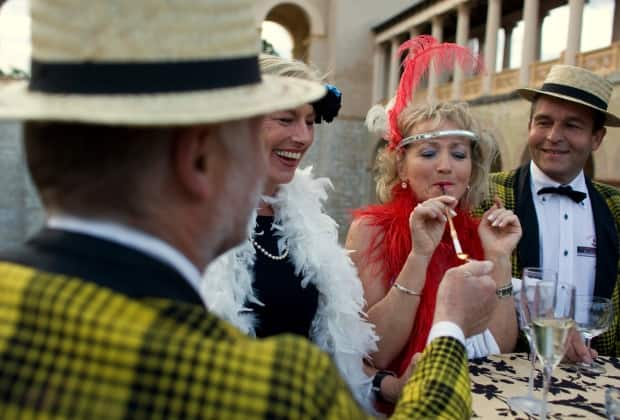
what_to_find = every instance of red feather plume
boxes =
[387,35,484,149]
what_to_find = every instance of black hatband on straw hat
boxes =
[537,83,607,111]
[516,64,620,127]
[29,57,261,95]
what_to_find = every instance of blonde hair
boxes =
[373,101,497,208]
[259,54,324,83]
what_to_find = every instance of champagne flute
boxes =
[606,386,620,419]
[575,295,613,374]
[508,268,557,415]
[532,281,575,420]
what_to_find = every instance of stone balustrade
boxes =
[428,43,620,100]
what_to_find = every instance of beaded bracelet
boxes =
[393,282,422,296]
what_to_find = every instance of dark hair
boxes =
[24,122,176,217]
[529,94,606,132]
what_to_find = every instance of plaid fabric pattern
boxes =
[478,170,620,357]
[0,262,471,419]
[394,334,471,419]
[590,181,620,356]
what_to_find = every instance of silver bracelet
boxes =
[393,282,422,296]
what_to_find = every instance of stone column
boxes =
[503,22,515,69]
[387,37,401,97]
[372,43,387,104]
[483,0,501,94]
[536,13,545,63]
[613,0,620,42]
[452,3,471,100]
[432,15,444,42]
[520,0,539,86]
[565,0,584,65]
[428,15,444,101]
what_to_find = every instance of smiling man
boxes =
[483,64,620,361]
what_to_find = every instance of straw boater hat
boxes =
[0,0,325,126]
[517,64,620,127]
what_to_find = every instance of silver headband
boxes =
[398,129,479,148]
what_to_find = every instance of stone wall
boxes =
[0,121,44,250]
[303,118,375,241]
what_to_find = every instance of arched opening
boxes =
[0,0,31,75]
[263,3,311,60]
[261,21,294,58]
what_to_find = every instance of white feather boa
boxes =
[201,167,378,412]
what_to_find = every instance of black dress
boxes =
[248,216,319,338]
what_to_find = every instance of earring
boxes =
[401,181,408,189]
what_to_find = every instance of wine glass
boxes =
[575,296,613,374]
[532,281,575,420]
[606,386,620,419]
[508,267,557,416]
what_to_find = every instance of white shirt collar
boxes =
[530,161,588,202]
[46,214,205,304]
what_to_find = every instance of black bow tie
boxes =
[537,185,587,203]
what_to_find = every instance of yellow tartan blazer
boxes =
[477,166,620,356]
[0,229,472,419]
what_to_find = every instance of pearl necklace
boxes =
[249,236,289,261]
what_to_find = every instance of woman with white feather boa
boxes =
[200,55,382,412]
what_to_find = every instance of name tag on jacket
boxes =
[577,246,596,257]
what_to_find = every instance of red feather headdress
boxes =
[387,35,483,149]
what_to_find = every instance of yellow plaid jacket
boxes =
[0,229,472,419]
[477,166,620,356]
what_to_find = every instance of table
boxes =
[469,353,620,418]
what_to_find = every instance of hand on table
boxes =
[563,327,597,363]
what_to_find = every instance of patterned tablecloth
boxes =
[469,353,620,418]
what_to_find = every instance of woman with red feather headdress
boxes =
[346,36,521,411]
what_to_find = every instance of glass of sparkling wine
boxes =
[532,281,575,420]
[606,386,620,419]
[508,268,557,416]
[575,295,613,374]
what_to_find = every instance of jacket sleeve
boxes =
[592,184,620,356]
[302,336,470,419]
[391,336,471,420]
[594,282,620,356]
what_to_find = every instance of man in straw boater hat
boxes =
[0,1,501,418]
[482,64,620,362]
